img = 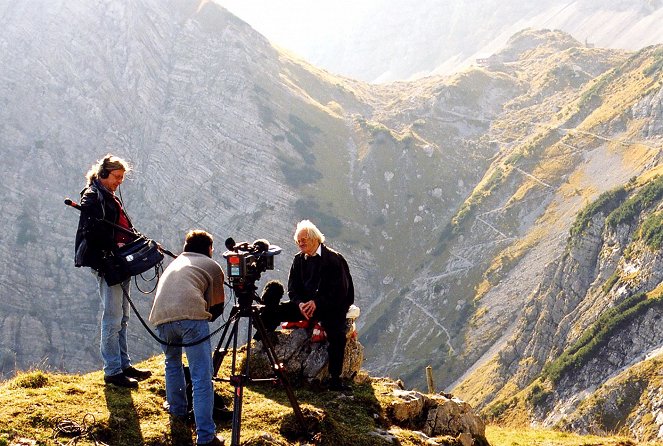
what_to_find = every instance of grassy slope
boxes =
[1,356,662,446]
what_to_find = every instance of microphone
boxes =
[64,198,81,210]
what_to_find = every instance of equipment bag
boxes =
[102,237,164,286]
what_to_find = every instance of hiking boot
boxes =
[104,372,138,388]
[122,366,152,381]
[197,435,225,446]
[328,378,352,392]
[170,414,193,445]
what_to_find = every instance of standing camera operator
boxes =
[149,230,225,446]
[74,154,152,388]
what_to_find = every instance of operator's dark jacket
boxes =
[74,180,133,272]
[287,243,354,319]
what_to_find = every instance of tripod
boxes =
[212,282,306,446]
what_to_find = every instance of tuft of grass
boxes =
[485,425,646,446]
[12,370,49,389]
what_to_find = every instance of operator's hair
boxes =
[184,230,214,256]
[294,219,325,244]
[85,153,131,186]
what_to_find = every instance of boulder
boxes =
[389,389,428,424]
[388,389,488,445]
[423,394,486,439]
[248,317,364,383]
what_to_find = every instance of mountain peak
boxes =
[496,28,582,62]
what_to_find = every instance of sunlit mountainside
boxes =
[0,0,662,441]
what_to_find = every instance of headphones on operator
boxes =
[97,155,112,179]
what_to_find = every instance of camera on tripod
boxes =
[215,238,308,445]
[223,237,281,286]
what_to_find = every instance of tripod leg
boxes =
[229,308,249,446]
[252,307,307,431]
[212,307,240,377]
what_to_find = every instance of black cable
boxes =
[132,263,163,294]
[120,282,233,348]
[53,413,108,446]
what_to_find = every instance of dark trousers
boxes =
[261,301,347,379]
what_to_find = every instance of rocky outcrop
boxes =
[249,324,364,383]
[456,176,663,440]
[387,386,488,445]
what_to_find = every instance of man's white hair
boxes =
[294,219,325,244]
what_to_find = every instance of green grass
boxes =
[486,425,663,446]
[3,358,660,445]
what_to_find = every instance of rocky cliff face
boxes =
[0,0,501,379]
[452,119,663,439]
[454,179,663,440]
[1,0,662,440]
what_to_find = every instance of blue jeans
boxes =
[96,274,132,377]
[157,320,215,444]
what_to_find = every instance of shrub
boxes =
[542,292,660,384]
[636,212,663,250]
[602,272,620,294]
[279,159,323,187]
[606,176,663,228]
[569,187,627,238]
[294,198,343,238]
[484,398,517,420]
[527,382,552,408]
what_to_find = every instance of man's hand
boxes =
[299,300,316,319]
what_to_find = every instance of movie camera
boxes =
[222,237,281,306]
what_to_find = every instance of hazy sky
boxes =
[212,0,663,82]
[212,0,367,57]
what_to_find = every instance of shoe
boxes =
[123,366,152,381]
[169,414,193,443]
[196,435,225,446]
[213,405,234,421]
[328,378,352,392]
[104,373,138,388]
